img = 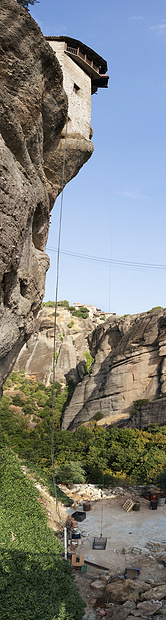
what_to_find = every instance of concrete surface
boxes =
[68,495,166,574]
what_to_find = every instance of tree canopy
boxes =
[17,0,39,11]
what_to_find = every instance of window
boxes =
[73,83,80,94]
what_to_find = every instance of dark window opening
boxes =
[73,83,80,94]
[20,279,28,298]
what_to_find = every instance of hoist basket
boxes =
[93,537,107,550]
[71,511,86,522]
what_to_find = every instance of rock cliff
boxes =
[14,304,100,385]
[0,0,93,392]
[62,308,166,430]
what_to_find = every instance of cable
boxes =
[47,246,166,272]
[51,115,68,521]
[100,425,106,538]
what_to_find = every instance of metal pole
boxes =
[64,526,67,560]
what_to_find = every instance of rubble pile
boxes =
[59,483,114,505]
[90,574,166,619]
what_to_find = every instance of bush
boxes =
[92,411,103,421]
[67,322,74,329]
[69,306,89,319]
[41,300,55,308]
[55,461,85,484]
[156,467,166,490]
[57,300,69,308]
[12,395,25,407]
[84,351,94,373]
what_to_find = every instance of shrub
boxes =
[67,322,74,329]
[55,461,85,484]
[57,300,69,308]
[55,350,58,363]
[41,300,55,308]
[93,411,103,421]
[12,395,25,407]
[84,351,94,373]
[69,306,89,319]
[17,0,39,9]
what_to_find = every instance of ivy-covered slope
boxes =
[0,447,85,620]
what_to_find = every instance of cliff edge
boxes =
[62,308,166,430]
[0,0,93,392]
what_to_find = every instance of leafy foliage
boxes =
[69,306,89,319]
[0,448,85,620]
[55,461,85,484]
[83,351,94,373]
[17,0,39,10]
[57,300,69,308]
[1,372,166,487]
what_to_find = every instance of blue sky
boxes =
[30,0,166,315]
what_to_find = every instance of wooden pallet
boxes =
[123,499,135,513]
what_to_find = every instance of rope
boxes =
[100,92,112,539]
[51,115,68,520]
[100,425,106,537]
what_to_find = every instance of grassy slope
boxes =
[0,447,85,620]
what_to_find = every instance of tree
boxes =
[17,0,39,11]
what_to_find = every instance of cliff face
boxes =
[14,305,99,385]
[62,308,166,430]
[0,0,93,392]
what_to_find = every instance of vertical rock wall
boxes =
[62,309,166,430]
[0,0,93,391]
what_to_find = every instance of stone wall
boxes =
[47,41,92,140]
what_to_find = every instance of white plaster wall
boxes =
[48,41,92,140]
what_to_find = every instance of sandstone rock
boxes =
[137,600,162,615]
[90,580,106,592]
[106,579,151,604]
[122,547,133,554]
[14,305,97,384]
[0,0,93,392]
[140,584,166,601]
[106,607,132,619]
[123,602,137,609]
[126,616,146,619]
[62,308,166,429]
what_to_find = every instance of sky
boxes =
[30,0,166,315]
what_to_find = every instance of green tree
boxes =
[55,461,85,484]
[17,0,39,10]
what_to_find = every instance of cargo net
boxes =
[93,536,107,550]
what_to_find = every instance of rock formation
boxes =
[62,308,166,430]
[14,305,99,385]
[0,0,93,392]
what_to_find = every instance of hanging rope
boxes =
[100,424,106,537]
[51,115,68,518]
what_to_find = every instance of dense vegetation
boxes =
[1,371,166,488]
[41,300,89,319]
[0,447,85,620]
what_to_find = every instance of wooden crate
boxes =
[123,499,135,512]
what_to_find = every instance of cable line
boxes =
[51,115,68,522]
[47,246,166,272]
